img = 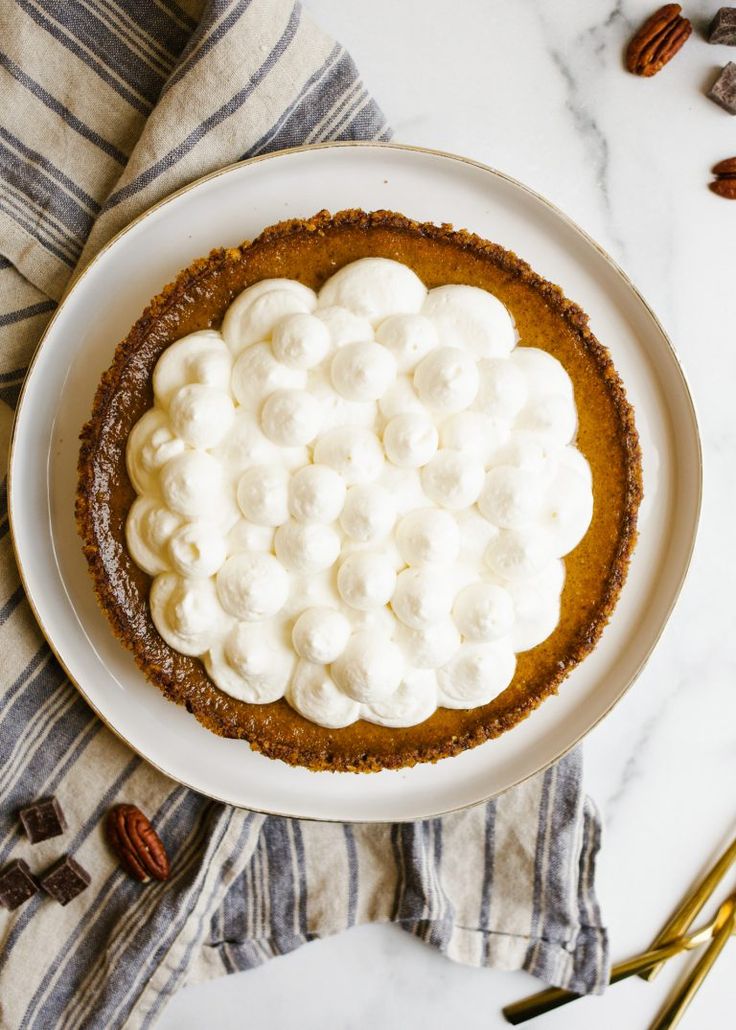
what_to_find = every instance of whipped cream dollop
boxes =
[126,256,593,729]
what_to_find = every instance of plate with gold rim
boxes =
[8,143,701,821]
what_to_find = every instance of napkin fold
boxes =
[0,2,609,1026]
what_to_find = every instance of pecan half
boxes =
[710,156,736,199]
[713,157,736,177]
[106,804,170,882]
[626,4,692,77]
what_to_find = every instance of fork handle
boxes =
[502,937,691,1025]
[649,907,736,1030]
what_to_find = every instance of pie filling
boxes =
[125,256,593,729]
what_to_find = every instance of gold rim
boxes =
[7,141,703,822]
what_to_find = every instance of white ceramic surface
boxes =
[9,143,700,823]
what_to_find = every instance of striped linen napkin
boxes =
[0,2,609,1026]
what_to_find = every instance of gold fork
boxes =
[641,833,736,981]
[502,889,736,1025]
[503,832,736,1025]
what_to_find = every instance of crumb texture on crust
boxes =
[76,209,643,773]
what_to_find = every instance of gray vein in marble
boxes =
[602,708,659,824]
[590,0,630,51]
[600,658,702,819]
[548,49,628,260]
[523,0,629,261]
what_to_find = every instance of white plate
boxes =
[8,143,701,822]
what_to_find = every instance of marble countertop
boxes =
[161,2,736,1027]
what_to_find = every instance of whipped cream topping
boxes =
[127,257,593,729]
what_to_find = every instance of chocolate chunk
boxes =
[709,63,736,113]
[40,856,91,906]
[0,859,39,911]
[709,8,736,45]
[19,796,68,843]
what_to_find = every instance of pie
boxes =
[76,209,642,771]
